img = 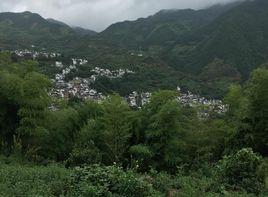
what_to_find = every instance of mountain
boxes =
[99,2,240,48]
[72,27,97,36]
[46,18,70,28]
[1,0,268,98]
[0,11,76,49]
[88,0,268,97]
[47,18,97,36]
[186,0,268,78]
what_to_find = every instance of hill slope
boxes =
[187,0,268,78]
[1,1,268,98]
[0,11,75,49]
[100,3,239,48]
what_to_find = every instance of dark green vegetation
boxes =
[0,0,268,196]
[1,0,268,97]
[0,53,267,196]
[0,11,73,50]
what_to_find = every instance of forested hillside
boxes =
[99,3,237,47]
[0,52,267,196]
[182,0,268,77]
[1,0,268,98]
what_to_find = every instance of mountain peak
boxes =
[22,11,33,15]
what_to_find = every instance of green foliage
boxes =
[145,99,183,169]
[18,71,51,154]
[186,119,234,165]
[129,144,153,158]
[0,11,75,49]
[67,119,103,166]
[216,148,264,193]
[1,161,264,197]
[100,95,133,164]
[224,84,249,123]
[257,159,268,191]
[0,52,267,196]
[42,107,79,161]
[0,163,70,196]
[226,68,268,156]
[247,68,268,155]
[69,165,157,197]
[69,95,134,166]
[189,0,268,78]
[0,53,51,155]
[101,5,233,48]
[149,170,179,195]
[130,91,185,171]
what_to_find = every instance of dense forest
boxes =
[0,52,267,196]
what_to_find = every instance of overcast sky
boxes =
[0,0,242,31]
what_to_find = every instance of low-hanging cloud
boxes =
[0,0,242,31]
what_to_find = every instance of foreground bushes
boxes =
[0,164,70,196]
[0,154,267,197]
[0,162,159,196]
[216,148,264,193]
[69,165,158,196]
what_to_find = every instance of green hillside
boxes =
[0,0,268,97]
[100,3,238,48]
[171,0,267,77]
[0,12,82,50]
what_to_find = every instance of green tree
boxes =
[225,68,268,156]
[18,72,51,155]
[67,100,104,166]
[42,107,79,161]
[0,53,51,155]
[132,91,184,171]
[70,95,134,166]
[224,84,249,123]
[247,68,268,155]
[100,95,133,164]
[0,72,22,153]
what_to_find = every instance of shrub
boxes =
[69,164,157,197]
[149,169,179,195]
[216,148,264,193]
[66,143,102,167]
[0,164,70,196]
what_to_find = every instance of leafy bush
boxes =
[0,164,70,196]
[69,164,158,197]
[175,175,219,197]
[257,159,268,192]
[149,169,179,195]
[67,143,102,167]
[0,161,266,196]
[216,148,264,193]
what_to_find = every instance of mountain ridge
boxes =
[0,0,267,98]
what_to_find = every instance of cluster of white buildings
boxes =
[177,88,228,116]
[72,58,88,66]
[51,76,104,101]
[91,67,135,79]
[177,88,228,114]
[127,91,152,107]
[125,87,228,116]
[14,49,61,59]
[51,61,135,101]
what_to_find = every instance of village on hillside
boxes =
[12,49,228,116]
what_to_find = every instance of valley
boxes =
[0,0,267,196]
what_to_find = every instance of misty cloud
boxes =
[0,0,242,31]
